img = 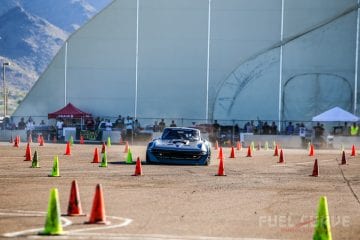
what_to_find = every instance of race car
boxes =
[146,127,211,165]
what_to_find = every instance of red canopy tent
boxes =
[48,103,91,119]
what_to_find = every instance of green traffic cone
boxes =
[39,188,64,235]
[69,136,74,146]
[99,152,108,167]
[313,196,332,240]
[126,148,133,164]
[272,141,276,149]
[31,150,40,168]
[107,137,111,147]
[49,156,60,177]
[251,141,255,151]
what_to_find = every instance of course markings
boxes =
[0,209,132,238]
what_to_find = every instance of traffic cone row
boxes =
[40,181,110,235]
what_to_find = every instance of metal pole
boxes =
[278,0,285,133]
[135,0,140,119]
[2,64,5,117]
[2,62,9,117]
[206,0,212,123]
[64,41,68,105]
[354,0,360,114]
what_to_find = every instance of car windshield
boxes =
[162,129,200,141]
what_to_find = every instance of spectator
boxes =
[85,117,95,130]
[170,120,177,127]
[270,121,277,134]
[153,121,160,132]
[105,119,112,131]
[124,116,134,138]
[18,117,26,130]
[262,121,270,134]
[26,119,35,139]
[286,122,294,135]
[134,119,141,133]
[56,118,64,139]
[159,119,166,131]
[39,120,46,126]
[115,115,124,129]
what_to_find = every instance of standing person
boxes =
[159,119,166,131]
[105,119,112,131]
[124,116,134,139]
[153,121,160,132]
[56,118,64,140]
[26,118,35,140]
[170,120,177,127]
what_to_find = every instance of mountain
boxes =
[0,6,67,73]
[0,0,19,16]
[18,0,97,33]
[0,0,112,114]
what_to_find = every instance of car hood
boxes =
[151,139,205,151]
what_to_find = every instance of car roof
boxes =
[163,127,200,132]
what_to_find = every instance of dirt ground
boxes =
[0,141,359,240]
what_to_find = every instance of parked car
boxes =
[146,127,211,165]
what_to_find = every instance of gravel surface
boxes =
[0,142,359,239]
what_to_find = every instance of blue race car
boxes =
[146,127,211,165]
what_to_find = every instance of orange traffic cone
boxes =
[309,144,314,156]
[351,144,356,156]
[278,149,285,163]
[236,141,241,151]
[273,145,278,156]
[39,136,44,146]
[13,137,19,147]
[92,148,100,163]
[64,142,71,155]
[246,146,252,157]
[124,141,129,153]
[215,157,226,176]
[341,151,347,165]
[25,143,32,161]
[132,157,143,176]
[229,146,235,158]
[17,136,21,144]
[217,147,223,159]
[101,142,106,154]
[85,184,110,224]
[310,159,319,177]
[214,140,219,150]
[80,135,84,144]
[64,180,86,216]
[37,135,41,144]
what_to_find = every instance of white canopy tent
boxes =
[312,107,359,122]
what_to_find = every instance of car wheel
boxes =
[146,152,152,164]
